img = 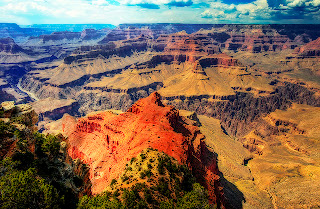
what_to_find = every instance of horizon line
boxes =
[4,22,320,27]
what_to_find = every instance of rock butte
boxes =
[63,92,225,206]
[296,37,320,56]
[0,37,25,54]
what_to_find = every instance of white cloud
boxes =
[122,0,193,5]
[200,0,272,21]
[201,0,320,22]
[0,0,319,24]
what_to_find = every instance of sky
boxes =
[0,0,319,25]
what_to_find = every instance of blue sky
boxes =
[0,0,319,25]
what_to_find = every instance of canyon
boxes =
[63,92,225,207]
[1,23,320,208]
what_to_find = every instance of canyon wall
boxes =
[63,92,225,207]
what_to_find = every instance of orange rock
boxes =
[296,37,320,57]
[63,92,225,206]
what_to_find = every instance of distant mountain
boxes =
[25,29,111,47]
[118,23,224,34]
[0,37,25,54]
[22,24,116,32]
[0,23,116,43]
[0,23,49,43]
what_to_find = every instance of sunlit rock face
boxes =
[63,92,225,206]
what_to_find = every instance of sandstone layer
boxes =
[240,103,320,208]
[63,92,225,207]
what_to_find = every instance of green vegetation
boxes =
[140,169,153,179]
[78,149,214,209]
[0,109,4,117]
[34,132,61,158]
[156,177,171,198]
[111,179,117,186]
[0,112,215,209]
[78,192,122,209]
[78,181,212,209]
[10,114,34,127]
[122,189,147,208]
[121,174,129,182]
[0,167,63,209]
[176,183,212,209]
[130,157,136,164]
[140,153,146,160]
[0,120,15,137]
[0,113,87,209]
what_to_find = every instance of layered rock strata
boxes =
[63,92,225,206]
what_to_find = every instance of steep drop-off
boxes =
[63,92,225,207]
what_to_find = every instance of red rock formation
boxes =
[224,29,296,52]
[295,37,320,57]
[156,32,220,62]
[199,53,243,68]
[98,27,154,44]
[63,92,225,207]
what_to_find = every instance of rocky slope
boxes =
[0,101,92,207]
[295,37,320,57]
[6,23,320,208]
[30,98,79,121]
[0,37,39,63]
[196,25,298,53]
[0,27,114,103]
[278,37,320,90]
[0,38,53,104]
[20,29,275,115]
[63,92,225,207]
[239,103,320,208]
[0,37,27,54]
[98,23,219,45]
[19,25,320,141]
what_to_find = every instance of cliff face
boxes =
[0,38,26,54]
[0,101,92,204]
[295,37,320,57]
[0,23,49,43]
[63,92,225,206]
[224,32,295,53]
[30,98,79,121]
[19,24,320,139]
[164,82,320,138]
[98,27,154,44]
[24,29,109,48]
[26,31,81,46]
[281,36,320,79]
[98,24,217,45]
[194,25,298,53]
[80,29,107,41]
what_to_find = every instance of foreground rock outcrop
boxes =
[63,92,225,207]
[1,102,96,209]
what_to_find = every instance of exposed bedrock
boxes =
[22,66,320,138]
[295,37,320,57]
[0,37,26,54]
[63,92,225,207]
[64,41,148,64]
[163,82,320,137]
[31,98,80,121]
